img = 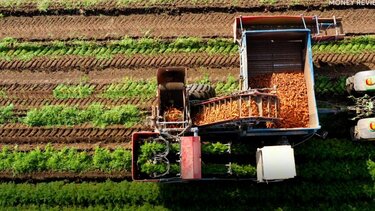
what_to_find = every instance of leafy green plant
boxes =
[0,104,14,124]
[53,84,95,99]
[368,160,375,180]
[101,78,157,99]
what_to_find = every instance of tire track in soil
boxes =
[0,142,132,151]
[0,52,374,72]
[0,9,373,40]
[0,124,144,144]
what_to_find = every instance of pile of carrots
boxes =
[164,107,183,128]
[193,72,309,128]
[193,97,277,126]
[249,72,309,128]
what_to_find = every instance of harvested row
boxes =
[0,9,373,40]
[0,142,132,151]
[0,124,140,144]
[0,53,374,72]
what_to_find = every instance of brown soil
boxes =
[0,52,373,72]
[0,54,238,72]
[0,142,132,151]
[0,67,238,88]
[0,0,342,15]
[0,97,155,112]
[0,9,373,40]
[0,123,145,144]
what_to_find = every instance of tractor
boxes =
[132,15,345,182]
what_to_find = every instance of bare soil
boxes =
[0,9,373,40]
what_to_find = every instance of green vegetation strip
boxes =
[295,138,375,160]
[314,76,346,96]
[313,36,375,54]
[53,84,95,99]
[101,78,157,99]
[0,36,374,61]
[0,37,238,61]
[0,146,131,175]
[0,180,372,208]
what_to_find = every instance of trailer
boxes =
[132,15,344,183]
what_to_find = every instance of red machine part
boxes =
[181,136,202,180]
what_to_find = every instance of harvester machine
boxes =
[346,70,375,141]
[132,15,344,183]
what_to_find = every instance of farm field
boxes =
[0,1,374,210]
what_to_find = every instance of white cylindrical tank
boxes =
[354,118,375,140]
[350,70,375,92]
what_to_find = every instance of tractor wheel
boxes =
[187,84,216,100]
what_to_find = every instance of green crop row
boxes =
[101,78,157,99]
[137,139,256,177]
[0,37,238,61]
[2,204,168,211]
[0,180,372,208]
[295,138,375,160]
[23,103,141,127]
[53,84,95,99]
[0,145,131,175]
[314,76,346,95]
[0,36,374,61]
[313,36,375,54]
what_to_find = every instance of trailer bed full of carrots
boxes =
[193,72,309,128]
[249,72,309,128]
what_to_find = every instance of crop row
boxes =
[0,180,372,208]
[0,103,141,127]
[0,37,238,61]
[295,138,375,160]
[0,36,374,61]
[137,140,256,177]
[0,145,131,174]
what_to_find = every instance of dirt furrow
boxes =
[0,52,374,72]
[0,124,144,144]
[0,97,155,111]
[0,9,373,40]
[0,142,132,151]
